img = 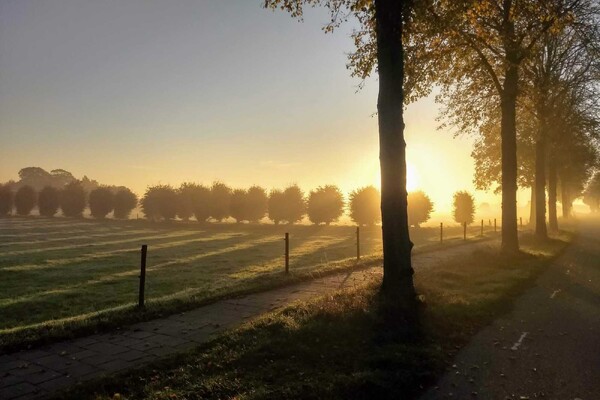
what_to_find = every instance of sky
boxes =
[0,0,523,216]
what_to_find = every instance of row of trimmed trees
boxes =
[0,182,138,219]
[139,182,477,226]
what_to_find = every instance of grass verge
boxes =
[60,231,572,400]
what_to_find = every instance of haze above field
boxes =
[1,0,537,214]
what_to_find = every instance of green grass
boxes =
[0,217,494,352]
[60,231,572,400]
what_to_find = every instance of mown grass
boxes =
[59,230,572,400]
[0,217,494,352]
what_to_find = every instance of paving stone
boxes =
[86,342,129,355]
[80,353,117,367]
[116,350,147,362]
[6,363,44,376]
[62,362,98,379]
[126,330,154,339]
[15,349,53,362]
[72,337,98,346]
[0,373,25,388]
[128,340,161,351]
[0,359,27,374]
[0,381,38,399]
[97,358,134,373]
[46,342,83,355]
[24,369,63,385]
[33,354,72,371]
[69,349,98,361]
[36,375,75,392]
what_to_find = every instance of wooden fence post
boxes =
[494,218,497,232]
[520,217,523,228]
[138,244,147,308]
[284,233,289,274]
[440,222,443,243]
[481,219,484,236]
[356,226,360,260]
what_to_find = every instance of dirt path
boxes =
[0,238,497,400]
[421,217,600,400]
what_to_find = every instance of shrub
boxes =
[113,188,138,219]
[349,186,381,226]
[14,185,37,216]
[210,182,232,222]
[60,181,86,217]
[307,185,344,225]
[408,191,434,227]
[230,189,247,223]
[141,185,178,221]
[246,185,268,223]
[453,191,476,225]
[282,184,306,224]
[0,185,13,216]
[38,186,60,217]
[268,189,286,225]
[89,187,115,219]
[191,184,211,223]
[177,183,197,221]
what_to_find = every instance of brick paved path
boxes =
[0,239,497,399]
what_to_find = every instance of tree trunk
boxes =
[500,62,520,253]
[560,173,571,218]
[529,186,536,228]
[548,159,558,231]
[534,136,547,239]
[375,0,416,304]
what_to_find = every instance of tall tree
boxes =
[523,7,600,236]
[265,0,418,304]
[423,0,580,252]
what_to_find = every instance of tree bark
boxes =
[375,0,416,303]
[500,61,520,253]
[529,186,536,228]
[559,171,571,218]
[534,136,548,239]
[548,159,558,231]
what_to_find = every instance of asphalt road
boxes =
[421,216,600,400]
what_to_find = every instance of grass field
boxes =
[0,216,495,350]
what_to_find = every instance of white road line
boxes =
[550,289,561,299]
[511,332,528,351]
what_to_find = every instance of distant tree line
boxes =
[0,167,487,226]
[0,182,138,219]
[0,167,138,219]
